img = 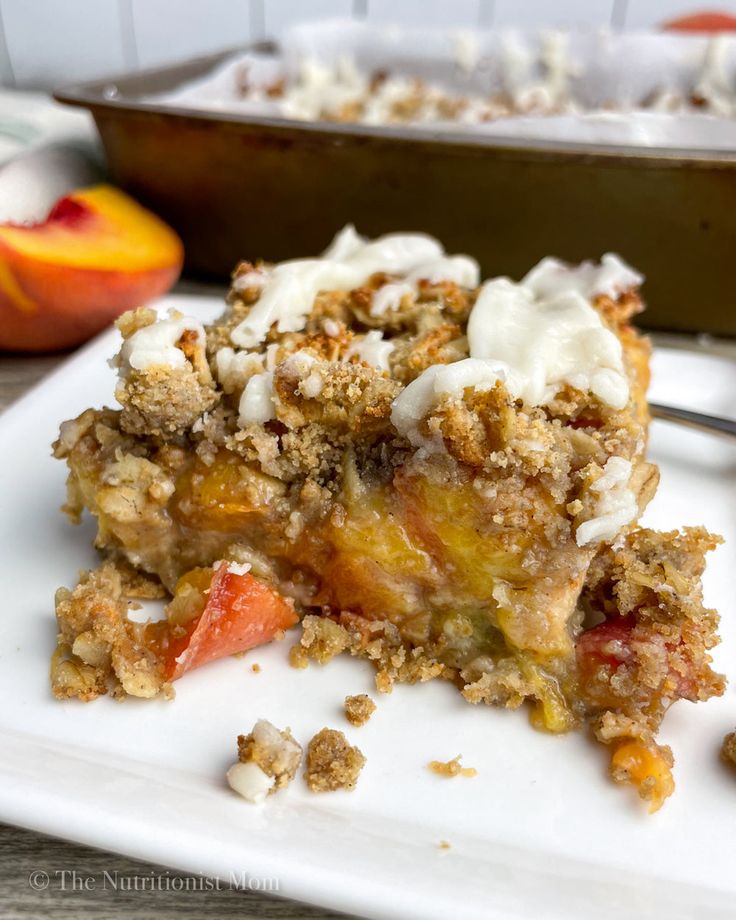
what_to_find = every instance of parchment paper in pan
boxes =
[152,19,736,150]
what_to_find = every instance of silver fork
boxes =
[650,403,736,439]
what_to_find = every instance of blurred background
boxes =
[2,0,736,355]
[1,0,735,88]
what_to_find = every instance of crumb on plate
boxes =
[428,755,477,778]
[344,693,376,726]
[228,719,303,802]
[721,731,736,769]
[305,728,366,792]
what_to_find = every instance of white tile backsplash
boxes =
[262,0,352,40]
[494,0,615,28]
[365,0,483,27]
[0,5,15,86]
[0,0,732,90]
[623,0,736,28]
[1,0,127,88]
[132,0,250,68]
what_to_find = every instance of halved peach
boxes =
[0,184,183,352]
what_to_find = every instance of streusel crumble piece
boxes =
[228,719,303,803]
[344,694,376,726]
[305,728,366,792]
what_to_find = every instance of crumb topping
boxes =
[237,719,303,791]
[51,562,166,702]
[305,728,366,792]
[114,308,217,438]
[344,694,376,726]
[292,615,451,693]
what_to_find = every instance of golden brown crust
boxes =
[114,308,218,439]
[117,366,218,439]
[51,563,165,701]
[305,728,366,792]
[344,694,376,726]
[580,526,725,739]
[575,526,725,810]
[292,614,452,695]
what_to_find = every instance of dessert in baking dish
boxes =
[51,226,724,810]
[164,30,736,131]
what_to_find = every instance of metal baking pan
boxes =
[55,48,736,335]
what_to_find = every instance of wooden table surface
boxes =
[0,347,348,920]
[2,327,733,920]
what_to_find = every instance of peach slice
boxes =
[0,184,183,352]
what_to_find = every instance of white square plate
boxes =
[1,295,735,920]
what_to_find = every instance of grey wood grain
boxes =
[0,822,349,919]
[0,351,68,410]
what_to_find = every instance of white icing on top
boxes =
[389,250,636,449]
[371,281,414,317]
[453,30,481,75]
[345,330,394,371]
[120,314,205,372]
[522,253,643,302]
[575,457,637,546]
[215,346,264,393]
[238,370,276,425]
[467,276,629,410]
[230,224,472,348]
[224,234,638,438]
[283,349,324,398]
[369,255,479,317]
[281,349,318,377]
[252,718,300,758]
[281,55,367,122]
[368,252,479,317]
[237,331,397,425]
[232,268,268,291]
[226,761,274,803]
[300,369,324,398]
[407,254,480,287]
[504,30,577,114]
[694,36,735,117]
[238,350,320,425]
[391,358,519,447]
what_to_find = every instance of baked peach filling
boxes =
[51,227,725,810]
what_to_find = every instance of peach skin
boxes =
[0,185,183,352]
